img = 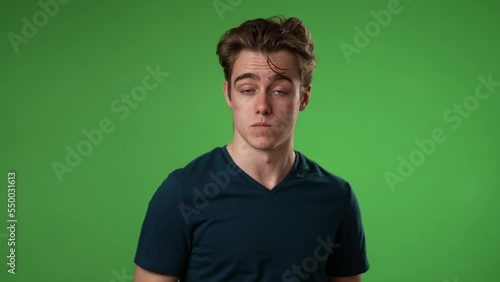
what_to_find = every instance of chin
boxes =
[248,138,281,151]
[251,145,275,151]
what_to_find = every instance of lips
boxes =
[252,122,271,127]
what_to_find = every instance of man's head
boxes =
[216,16,317,151]
[216,16,316,97]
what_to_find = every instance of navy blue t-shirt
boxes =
[134,146,369,281]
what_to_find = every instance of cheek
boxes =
[231,101,243,114]
[234,101,255,114]
[279,103,299,121]
[232,103,250,124]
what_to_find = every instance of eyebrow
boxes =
[233,73,294,86]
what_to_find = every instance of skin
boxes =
[133,266,178,282]
[330,275,362,282]
[224,49,310,189]
[133,49,362,282]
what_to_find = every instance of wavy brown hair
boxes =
[216,16,317,98]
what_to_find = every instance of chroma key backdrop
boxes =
[1,0,499,281]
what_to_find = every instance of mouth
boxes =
[252,122,271,127]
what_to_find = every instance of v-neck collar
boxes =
[220,145,300,195]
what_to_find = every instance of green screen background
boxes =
[1,0,499,281]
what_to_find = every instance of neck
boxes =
[226,139,296,190]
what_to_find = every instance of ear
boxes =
[299,84,311,111]
[223,80,233,108]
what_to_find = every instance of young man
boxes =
[133,16,369,282]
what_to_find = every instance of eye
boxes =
[241,89,254,94]
[273,90,287,95]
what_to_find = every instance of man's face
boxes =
[224,49,311,151]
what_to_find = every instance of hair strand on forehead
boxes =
[264,52,288,75]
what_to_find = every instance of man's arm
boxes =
[134,176,190,282]
[133,265,179,282]
[328,274,362,282]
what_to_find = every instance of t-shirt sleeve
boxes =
[325,182,369,277]
[134,174,191,276]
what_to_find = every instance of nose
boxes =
[255,91,272,115]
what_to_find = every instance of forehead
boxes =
[232,49,299,82]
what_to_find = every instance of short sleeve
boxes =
[134,174,191,276]
[325,182,369,276]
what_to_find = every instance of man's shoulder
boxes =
[296,150,352,194]
[149,146,226,205]
[175,146,223,171]
[165,146,227,182]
